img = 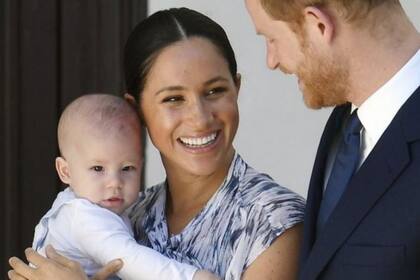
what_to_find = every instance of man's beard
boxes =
[296,41,350,109]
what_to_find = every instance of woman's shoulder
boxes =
[224,156,306,254]
[234,155,306,215]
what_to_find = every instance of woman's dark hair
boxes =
[124,7,237,103]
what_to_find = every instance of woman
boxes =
[9,8,305,280]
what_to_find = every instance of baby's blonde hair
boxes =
[57,93,140,158]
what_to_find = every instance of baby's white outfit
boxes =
[32,188,197,280]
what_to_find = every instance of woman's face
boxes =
[140,37,240,177]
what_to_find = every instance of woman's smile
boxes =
[178,131,220,150]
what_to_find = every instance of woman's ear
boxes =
[235,73,242,93]
[55,157,71,185]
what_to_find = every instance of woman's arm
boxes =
[241,223,303,280]
[8,247,219,280]
[8,246,122,280]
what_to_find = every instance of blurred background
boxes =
[2,0,419,276]
[1,0,147,275]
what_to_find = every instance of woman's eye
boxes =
[162,95,183,103]
[122,166,136,172]
[207,87,226,96]
[91,166,103,172]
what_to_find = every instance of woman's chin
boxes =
[183,161,223,177]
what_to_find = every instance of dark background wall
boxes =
[1,0,147,276]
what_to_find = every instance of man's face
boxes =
[245,0,305,74]
[296,38,350,109]
[245,0,350,108]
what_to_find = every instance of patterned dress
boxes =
[129,153,305,279]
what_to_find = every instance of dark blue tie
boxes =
[317,109,363,233]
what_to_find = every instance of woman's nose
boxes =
[186,98,213,129]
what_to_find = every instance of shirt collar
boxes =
[357,49,420,145]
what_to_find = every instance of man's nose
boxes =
[266,41,278,70]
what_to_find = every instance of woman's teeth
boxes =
[179,132,217,147]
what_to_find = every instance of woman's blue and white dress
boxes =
[129,153,305,279]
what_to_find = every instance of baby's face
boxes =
[64,124,142,215]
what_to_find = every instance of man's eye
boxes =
[91,166,103,172]
[122,166,136,172]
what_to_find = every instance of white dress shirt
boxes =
[324,49,420,191]
[358,49,420,165]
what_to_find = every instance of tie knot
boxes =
[343,109,362,140]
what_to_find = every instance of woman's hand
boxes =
[8,245,123,280]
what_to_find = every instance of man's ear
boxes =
[55,157,71,185]
[302,6,335,44]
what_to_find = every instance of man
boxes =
[245,0,420,279]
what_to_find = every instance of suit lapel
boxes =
[301,86,420,279]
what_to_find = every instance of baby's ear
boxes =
[55,157,71,185]
[124,92,146,126]
[124,93,137,107]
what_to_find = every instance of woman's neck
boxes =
[162,151,235,234]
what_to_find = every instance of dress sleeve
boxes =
[244,192,305,268]
[69,200,197,280]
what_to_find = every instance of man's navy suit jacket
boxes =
[299,86,420,280]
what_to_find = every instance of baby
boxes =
[32,94,216,280]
